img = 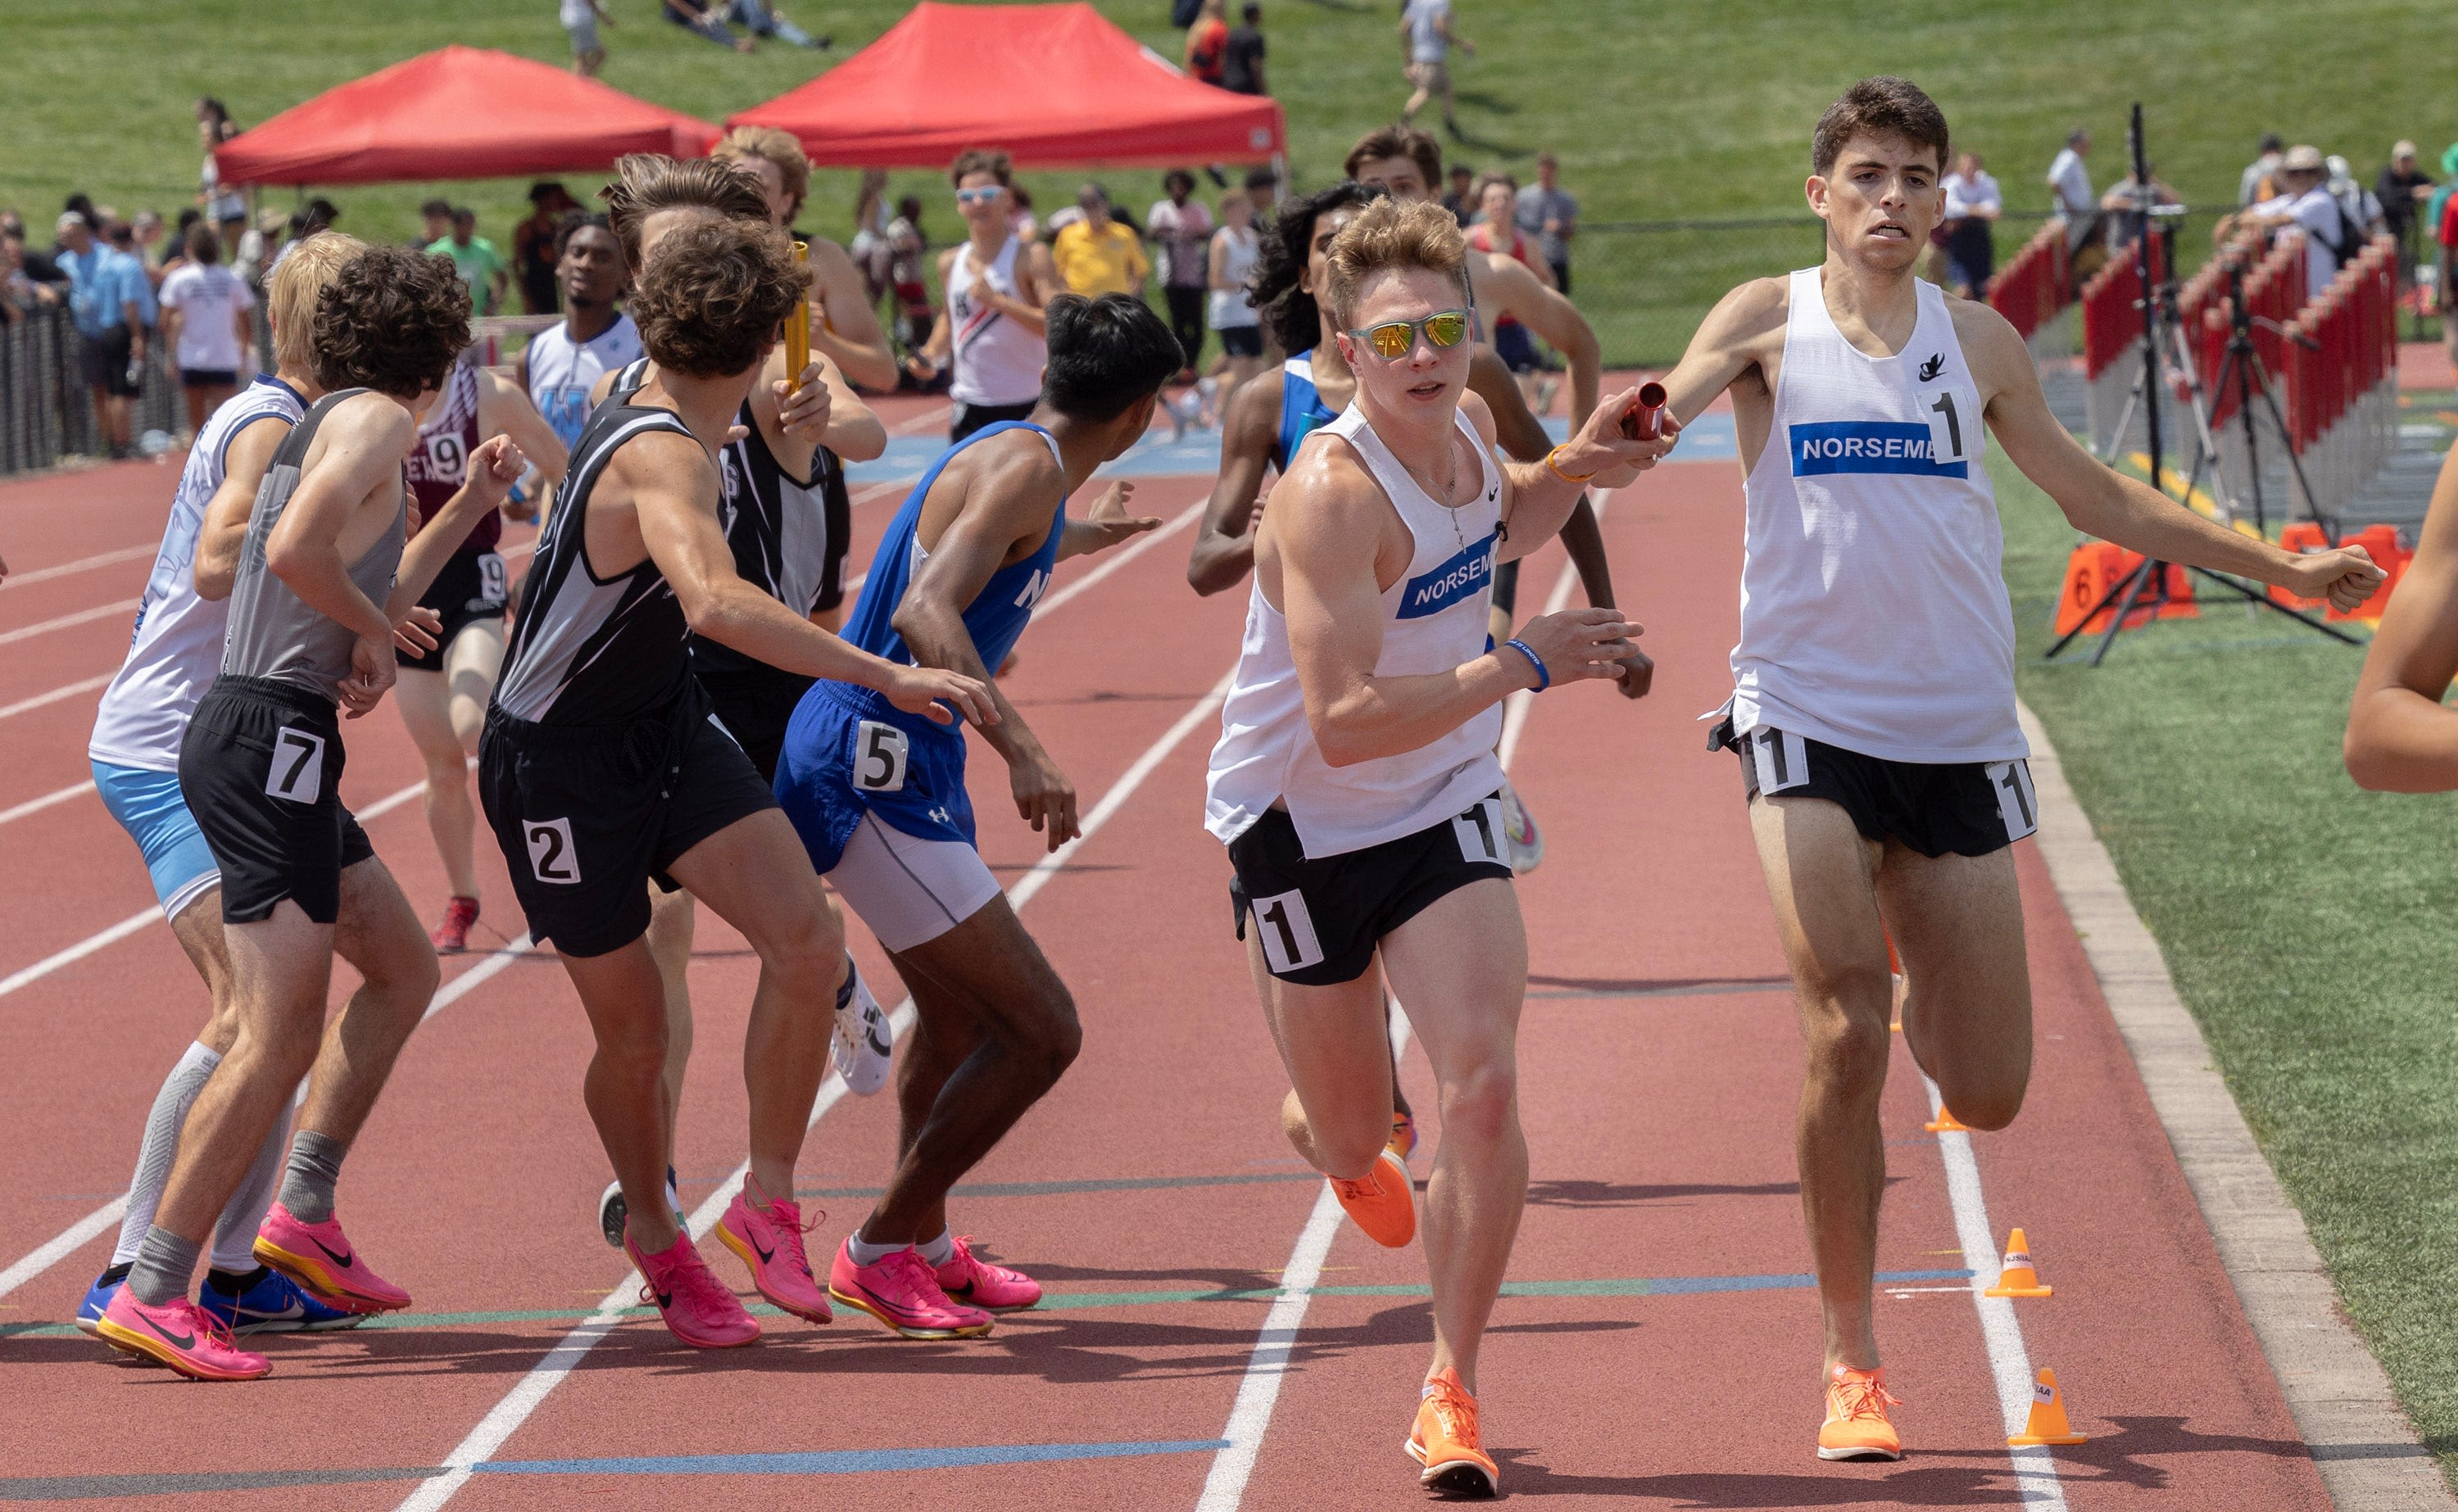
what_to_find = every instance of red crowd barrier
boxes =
[2078,236,2171,382]
[1984,220,2072,341]
[2272,237,2398,518]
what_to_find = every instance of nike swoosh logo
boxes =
[243,1301,306,1323]
[751,1234,776,1264]
[311,1235,356,1270]
[865,1025,893,1057]
[140,1312,197,1350]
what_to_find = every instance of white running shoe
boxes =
[1499,781,1544,874]
[599,1166,684,1250]
[832,960,895,1096]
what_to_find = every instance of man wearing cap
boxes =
[2378,141,2434,282]
[2229,145,2351,299]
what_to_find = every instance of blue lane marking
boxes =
[474,1439,1231,1477]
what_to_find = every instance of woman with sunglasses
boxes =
[918,148,1062,441]
[1203,197,1674,1497]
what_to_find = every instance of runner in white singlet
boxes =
[1209,197,1668,1497]
[1654,77,2382,1462]
[517,213,640,450]
[922,148,1061,441]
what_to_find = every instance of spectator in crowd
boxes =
[234,206,282,289]
[731,0,830,48]
[1467,172,1558,411]
[1186,0,1229,86]
[57,213,147,457]
[5,210,65,288]
[1243,162,1280,217]
[1222,2,1267,95]
[1051,185,1150,298]
[2239,134,2283,207]
[850,166,892,309]
[196,97,245,238]
[2327,155,2386,242]
[2,223,63,324]
[1009,183,1041,242]
[664,0,754,52]
[514,181,578,315]
[130,211,170,285]
[2098,160,2177,251]
[1937,149,2002,299]
[157,222,254,438]
[61,194,102,240]
[2378,140,2433,276]
[429,206,510,315]
[1517,151,1577,293]
[1204,188,1267,395]
[563,0,612,75]
[1399,0,1470,138]
[1440,162,1476,226]
[420,197,454,247]
[2047,128,2094,244]
[887,193,934,373]
[1149,170,1215,375]
[2227,144,2348,300]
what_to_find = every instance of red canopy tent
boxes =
[213,46,722,186]
[728,2,1284,169]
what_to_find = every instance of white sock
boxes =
[915,1229,956,1267]
[211,1097,293,1271]
[845,1232,906,1267]
[110,1043,221,1267]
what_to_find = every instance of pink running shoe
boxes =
[95,1289,270,1381]
[624,1229,760,1349]
[253,1202,410,1315]
[932,1236,1041,1311]
[430,894,478,953]
[828,1239,994,1339]
[715,1181,832,1325]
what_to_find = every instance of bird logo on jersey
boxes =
[1917,352,1945,383]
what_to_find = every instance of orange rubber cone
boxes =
[2008,1367,2088,1446]
[1924,1104,1970,1133]
[1986,1228,2052,1297]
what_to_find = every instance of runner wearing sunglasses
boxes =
[1204,197,1672,1496]
[919,148,1063,441]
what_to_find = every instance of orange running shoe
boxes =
[1817,1363,1903,1460]
[1386,1109,1418,1162]
[1405,1367,1500,1496]
[1330,1149,1416,1248]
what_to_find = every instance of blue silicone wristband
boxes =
[1503,637,1549,692]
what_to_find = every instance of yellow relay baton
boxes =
[786,239,811,381]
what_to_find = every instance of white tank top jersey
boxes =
[945,237,1046,408]
[1208,404,1505,858]
[88,376,307,772]
[1729,267,2022,765]
[525,311,643,449]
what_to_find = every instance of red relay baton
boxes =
[1620,381,1667,441]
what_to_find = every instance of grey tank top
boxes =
[222,388,407,700]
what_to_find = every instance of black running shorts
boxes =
[696,659,819,787]
[1721,719,2039,858]
[179,677,376,925]
[1227,795,1515,986]
[396,550,509,671]
[478,681,779,957]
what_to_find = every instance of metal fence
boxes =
[0,304,181,477]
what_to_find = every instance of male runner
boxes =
[922,148,1063,442]
[518,212,641,451]
[772,292,1180,1338]
[76,232,386,1342]
[394,353,569,952]
[1206,197,1667,1495]
[98,245,528,1380]
[711,125,900,396]
[583,154,898,1256]
[479,216,991,1349]
[1654,77,2381,1459]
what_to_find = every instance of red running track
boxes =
[0,400,2331,1509]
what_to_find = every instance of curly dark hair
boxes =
[631,218,810,379]
[601,153,769,272]
[310,245,471,398]
[1253,180,1385,355]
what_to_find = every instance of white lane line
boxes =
[0,599,138,647]
[0,673,113,722]
[400,664,1239,1512]
[2,545,155,588]
[1032,503,1202,623]
[0,778,95,828]
[0,775,429,1003]
[1926,1075,2070,1510]
[887,400,955,436]
[0,932,535,1303]
[1195,519,1601,1509]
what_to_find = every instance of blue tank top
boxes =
[840,420,1065,681]
[1272,355,1339,473]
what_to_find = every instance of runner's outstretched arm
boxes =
[479,368,569,521]
[389,434,522,612]
[891,441,1081,848]
[1466,344,1617,612]
[1964,307,2383,607]
[263,396,419,716]
[1056,479,1160,559]
[2347,446,2458,790]
[1485,388,1673,561]
[1187,370,1281,595]
[1482,256,1598,425]
[626,432,994,727]
[1658,277,1789,426]
[808,238,899,392]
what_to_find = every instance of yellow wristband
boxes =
[1545,445,1597,485]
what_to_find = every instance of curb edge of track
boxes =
[2018,699,2458,1512]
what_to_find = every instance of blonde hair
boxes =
[713,125,810,220]
[268,230,365,375]
[1322,199,1467,324]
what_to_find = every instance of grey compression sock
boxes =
[276,1129,347,1225]
[213,1098,293,1270]
[109,1043,221,1268]
[128,1225,203,1308]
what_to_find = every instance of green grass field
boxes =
[1998,425,2458,1489]
[7,0,2456,362]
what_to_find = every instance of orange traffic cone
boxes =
[1986,1228,2053,1298]
[1924,1104,1970,1133]
[2007,1367,2088,1446]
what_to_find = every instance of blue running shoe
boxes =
[75,1272,122,1339]
[201,1267,365,1334]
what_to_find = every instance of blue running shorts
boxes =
[92,759,220,921]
